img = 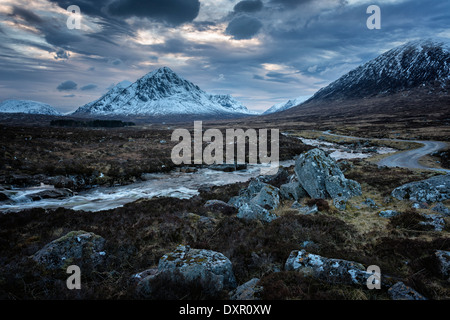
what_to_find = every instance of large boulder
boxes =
[294,149,362,210]
[388,282,427,300]
[392,174,450,203]
[32,231,106,270]
[136,245,237,297]
[285,250,373,286]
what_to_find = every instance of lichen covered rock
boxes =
[294,149,362,210]
[392,174,450,203]
[136,245,237,297]
[388,282,427,300]
[32,230,106,270]
[285,249,372,286]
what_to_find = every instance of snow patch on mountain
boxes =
[74,67,254,117]
[0,100,61,115]
[263,96,310,115]
[306,39,450,102]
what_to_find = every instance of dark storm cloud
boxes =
[108,0,201,26]
[269,0,312,8]
[233,0,264,13]
[226,15,263,40]
[80,84,98,91]
[57,80,78,91]
[47,0,112,19]
[9,6,44,24]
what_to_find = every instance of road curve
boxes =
[320,131,449,173]
[377,140,449,173]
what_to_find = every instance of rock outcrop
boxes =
[294,149,362,210]
[392,174,450,203]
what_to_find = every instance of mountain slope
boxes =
[0,100,61,115]
[305,39,450,103]
[74,67,253,118]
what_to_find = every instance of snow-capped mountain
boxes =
[305,39,450,103]
[0,100,61,115]
[263,96,309,115]
[74,67,253,117]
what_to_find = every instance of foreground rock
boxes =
[229,278,262,300]
[136,245,237,297]
[32,231,106,270]
[29,188,74,201]
[388,282,427,300]
[392,174,450,203]
[285,249,372,286]
[294,149,362,210]
[435,250,450,278]
[229,178,280,222]
[280,175,307,201]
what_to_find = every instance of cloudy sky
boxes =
[0,0,449,113]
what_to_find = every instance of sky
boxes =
[0,0,449,114]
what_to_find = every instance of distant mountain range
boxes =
[0,100,61,116]
[73,67,255,117]
[263,96,309,115]
[2,39,449,121]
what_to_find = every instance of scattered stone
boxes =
[32,231,106,270]
[363,198,378,209]
[258,167,290,187]
[229,278,262,300]
[431,202,450,216]
[435,250,450,278]
[280,180,307,201]
[28,188,73,201]
[204,200,237,216]
[250,184,280,210]
[136,245,237,297]
[379,210,400,218]
[294,148,362,210]
[388,282,427,300]
[412,202,428,209]
[237,202,278,223]
[209,163,247,172]
[419,214,445,231]
[284,249,371,286]
[290,202,318,215]
[392,174,450,203]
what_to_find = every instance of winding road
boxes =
[321,131,449,173]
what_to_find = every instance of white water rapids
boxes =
[0,136,397,213]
